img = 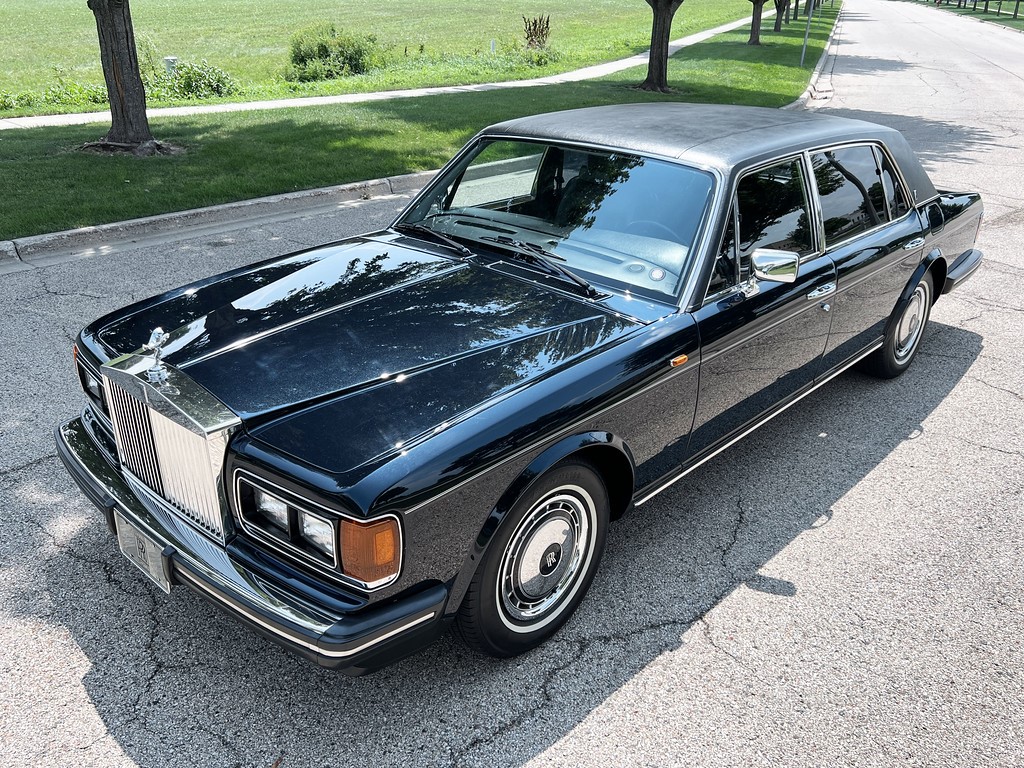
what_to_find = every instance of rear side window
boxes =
[877,148,910,220]
[811,146,887,245]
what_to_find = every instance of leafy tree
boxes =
[639,0,685,92]
[748,0,769,45]
[86,0,164,153]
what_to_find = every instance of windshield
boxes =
[398,139,715,302]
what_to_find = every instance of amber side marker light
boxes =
[670,354,689,368]
[340,518,400,585]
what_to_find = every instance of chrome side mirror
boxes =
[751,248,799,284]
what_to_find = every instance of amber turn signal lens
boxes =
[340,518,400,585]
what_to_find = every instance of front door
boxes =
[688,155,836,458]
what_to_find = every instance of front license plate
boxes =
[114,511,171,594]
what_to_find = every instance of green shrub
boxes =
[0,90,43,110]
[15,91,39,107]
[39,67,108,106]
[287,22,382,81]
[144,60,238,100]
[166,60,237,98]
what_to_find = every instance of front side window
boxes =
[704,158,813,301]
[399,139,716,302]
[811,146,887,245]
[737,158,815,259]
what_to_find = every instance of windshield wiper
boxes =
[481,235,600,298]
[395,222,473,258]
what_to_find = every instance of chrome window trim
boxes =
[233,468,403,592]
[700,152,821,306]
[808,141,915,252]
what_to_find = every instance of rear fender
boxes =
[884,249,942,338]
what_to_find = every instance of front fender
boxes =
[444,431,634,615]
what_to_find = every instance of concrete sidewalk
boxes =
[0,5,835,278]
[0,14,761,131]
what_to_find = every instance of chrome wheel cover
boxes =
[894,282,929,362]
[496,485,596,633]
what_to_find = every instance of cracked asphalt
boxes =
[1,0,1022,765]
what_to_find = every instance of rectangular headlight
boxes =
[255,489,290,530]
[236,474,398,585]
[74,346,104,403]
[299,509,336,560]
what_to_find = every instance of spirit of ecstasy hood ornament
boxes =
[143,327,170,383]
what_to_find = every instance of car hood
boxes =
[96,237,639,471]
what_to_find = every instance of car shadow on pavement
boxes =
[818,105,1006,169]
[3,320,980,767]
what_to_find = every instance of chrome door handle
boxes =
[807,282,836,300]
[903,237,926,250]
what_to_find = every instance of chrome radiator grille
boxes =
[104,374,232,542]
[105,378,164,495]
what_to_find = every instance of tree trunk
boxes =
[749,1,767,44]
[775,0,789,31]
[87,0,153,146]
[639,0,685,92]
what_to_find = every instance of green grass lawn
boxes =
[931,0,1024,30]
[0,4,838,241]
[1,0,753,114]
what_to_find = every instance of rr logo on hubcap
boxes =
[540,544,562,576]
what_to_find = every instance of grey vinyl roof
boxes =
[483,104,938,203]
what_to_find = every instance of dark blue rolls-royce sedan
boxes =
[57,104,984,675]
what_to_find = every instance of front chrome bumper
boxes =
[56,416,447,675]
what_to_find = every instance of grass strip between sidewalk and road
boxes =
[0,0,753,116]
[903,0,1024,32]
[0,5,839,242]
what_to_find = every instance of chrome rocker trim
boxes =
[635,340,885,506]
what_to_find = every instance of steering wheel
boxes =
[625,220,678,241]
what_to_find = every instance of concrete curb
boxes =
[1,7,846,275]
[928,2,1024,35]
[784,1,845,110]
[0,170,435,275]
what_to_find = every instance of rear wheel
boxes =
[455,460,609,657]
[861,271,933,379]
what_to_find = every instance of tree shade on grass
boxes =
[0,4,839,241]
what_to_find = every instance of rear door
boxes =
[688,155,836,458]
[810,144,924,374]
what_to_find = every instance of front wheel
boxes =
[455,460,609,658]
[861,271,933,379]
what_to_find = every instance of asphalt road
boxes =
[2,1,1022,765]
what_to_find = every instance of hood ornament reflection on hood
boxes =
[143,327,170,383]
